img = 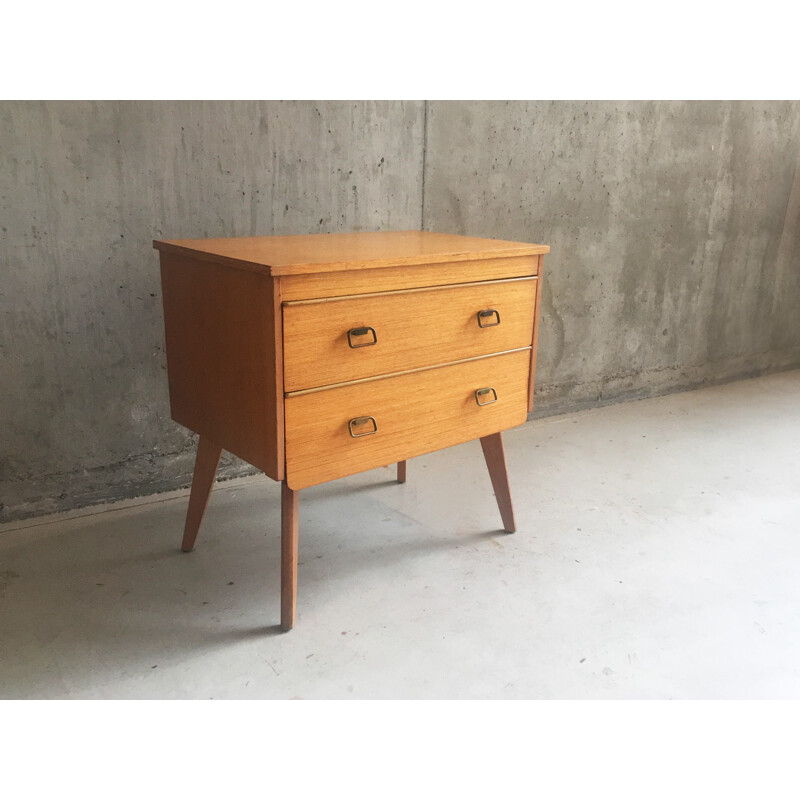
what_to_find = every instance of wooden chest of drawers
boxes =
[154,231,549,630]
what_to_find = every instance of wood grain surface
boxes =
[279,256,538,301]
[180,436,223,552]
[154,230,549,276]
[159,253,284,478]
[280,481,299,631]
[284,349,530,489]
[480,432,516,533]
[283,278,537,391]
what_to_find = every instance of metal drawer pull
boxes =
[349,416,378,437]
[347,326,378,348]
[477,309,501,328]
[475,387,498,406]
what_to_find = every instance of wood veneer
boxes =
[154,231,549,631]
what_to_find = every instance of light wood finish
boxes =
[181,437,223,552]
[154,230,549,277]
[159,253,284,478]
[284,347,532,397]
[281,481,299,632]
[528,254,545,413]
[155,231,548,631]
[285,350,530,490]
[280,256,538,302]
[480,432,516,533]
[283,278,536,391]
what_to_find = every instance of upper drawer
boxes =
[282,277,537,391]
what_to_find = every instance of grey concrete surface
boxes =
[1,369,798,699]
[423,101,800,415]
[0,101,424,521]
[3,100,800,523]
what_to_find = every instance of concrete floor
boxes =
[1,369,799,699]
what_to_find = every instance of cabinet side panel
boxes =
[528,254,545,413]
[159,253,283,479]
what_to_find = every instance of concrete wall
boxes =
[2,100,799,522]
[1,101,424,521]
[423,101,800,415]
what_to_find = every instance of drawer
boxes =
[278,255,539,301]
[284,349,530,489]
[282,277,536,391]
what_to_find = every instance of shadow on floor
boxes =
[0,478,509,697]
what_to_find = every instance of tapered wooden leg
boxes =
[397,460,407,483]
[480,432,516,533]
[281,481,299,632]
[181,437,223,552]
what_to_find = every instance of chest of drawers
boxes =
[154,231,548,630]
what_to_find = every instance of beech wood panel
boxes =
[154,231,549,277]
[284,350,530,490]
[283,278,537,391]
[279,256,538,302]
[159,253,284,479]
[285,348,531,397]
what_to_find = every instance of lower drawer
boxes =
[284,349,530,489]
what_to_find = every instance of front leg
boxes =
[281,481,299,631]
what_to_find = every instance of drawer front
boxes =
[279,255,539,302]
[282,278,536,392]
[285,349,530,489]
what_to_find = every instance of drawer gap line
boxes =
[282,275,537,306]
[284,346,533,397]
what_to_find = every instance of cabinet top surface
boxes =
[153,230,549,276]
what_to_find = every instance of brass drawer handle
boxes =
[477,309,501,328]
[349,416,378,437]
[347,326,378,348]
[475,387,498,406]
